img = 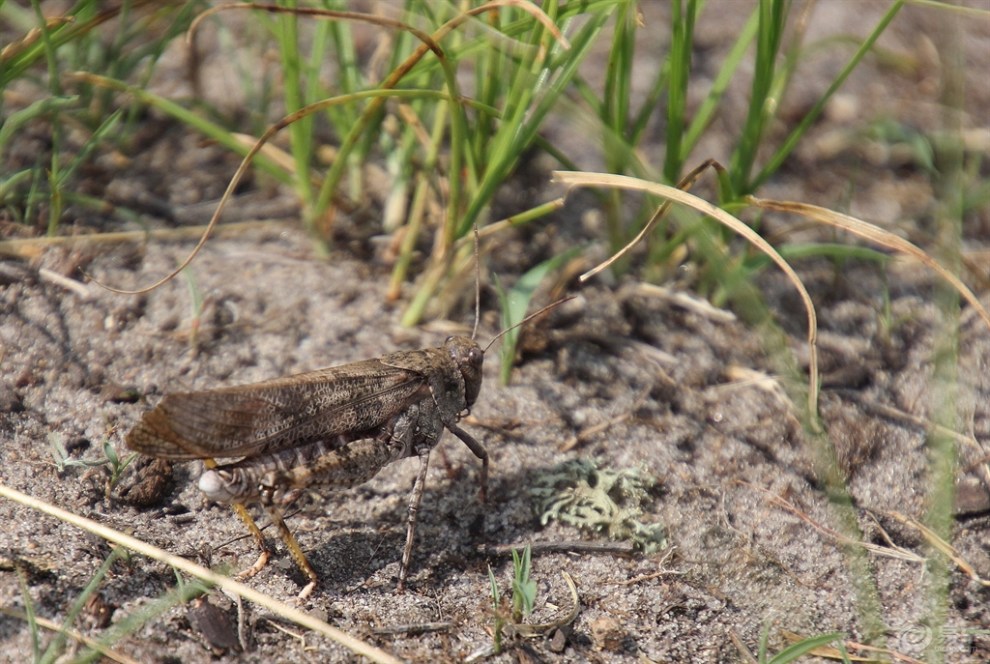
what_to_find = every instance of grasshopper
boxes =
[125,302,564,599]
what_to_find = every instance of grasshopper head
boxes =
[445,335,484,408]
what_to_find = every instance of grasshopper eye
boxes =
[445,336,484,406]
[462,347,483,402]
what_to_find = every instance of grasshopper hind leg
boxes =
[204,458,318,599]
[229,501,272,581]
[228,497,319,600]
[202,458,274,583]
[261,503,320,601]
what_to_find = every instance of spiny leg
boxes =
[442,424,489,580]
[203,458,272,580]
[229,501,271,579]
[262,503,320,600]
[205,434,406,598]
[448,422,488,502]
[397,450,431,592]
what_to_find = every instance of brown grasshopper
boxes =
[125,302,564,599]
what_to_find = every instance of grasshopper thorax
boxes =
[444,336,484,408]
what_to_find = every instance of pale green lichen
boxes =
[529,459,667,553]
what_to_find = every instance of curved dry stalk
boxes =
[189,1,568,52]
[89,88,449,295]
[451,0,570,48]
[748,197,990,332]
[554,170,821,426]
[98,1,568,296]
[579,158,720,282]
[760,486,925,565]
[188,3,437,48]
[0,220,280,259]
[97,3,447,296]
[0,482,402,664]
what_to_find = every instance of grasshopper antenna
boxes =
[483,296,574,354]
[471,225,481,341]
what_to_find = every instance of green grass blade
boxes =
[0,96,78,160]
[40,547,125,664]
[727,0,786,194]
[15,565,41,662]
[487,564,503,653]
[510,545,536,620]
[662,0,698,182]
[496,246,581,384]
[751,0,905,189]
[766,632,844,664]
[70,73,291,184]
[680,5,758,160]
[457,7,613,239]
[276,0,314,209]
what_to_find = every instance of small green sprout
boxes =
[49,433,137,498]
[487,564,504,654]
[488,544,538,653]
[510,545,537,624]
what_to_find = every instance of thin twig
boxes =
[881,510,990,587]
[782,630,926,664]
[38,268,92,299]
[833,389,982,452]
[560,411,632,452]
[0,220,284,258]
[0,483,402,664]
[748,483,925,564]
[480,541,638,557]
[836,389,990,500]
[631,282,737,323]
[371,621,452,636]
[612,547,680,586]
[559,386,650,452]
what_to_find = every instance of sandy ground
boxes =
[2,1,990,663]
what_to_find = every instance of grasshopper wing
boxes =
[126,358,430,459]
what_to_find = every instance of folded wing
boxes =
[126,359,429,459]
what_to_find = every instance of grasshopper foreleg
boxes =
[445,422,488,503]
